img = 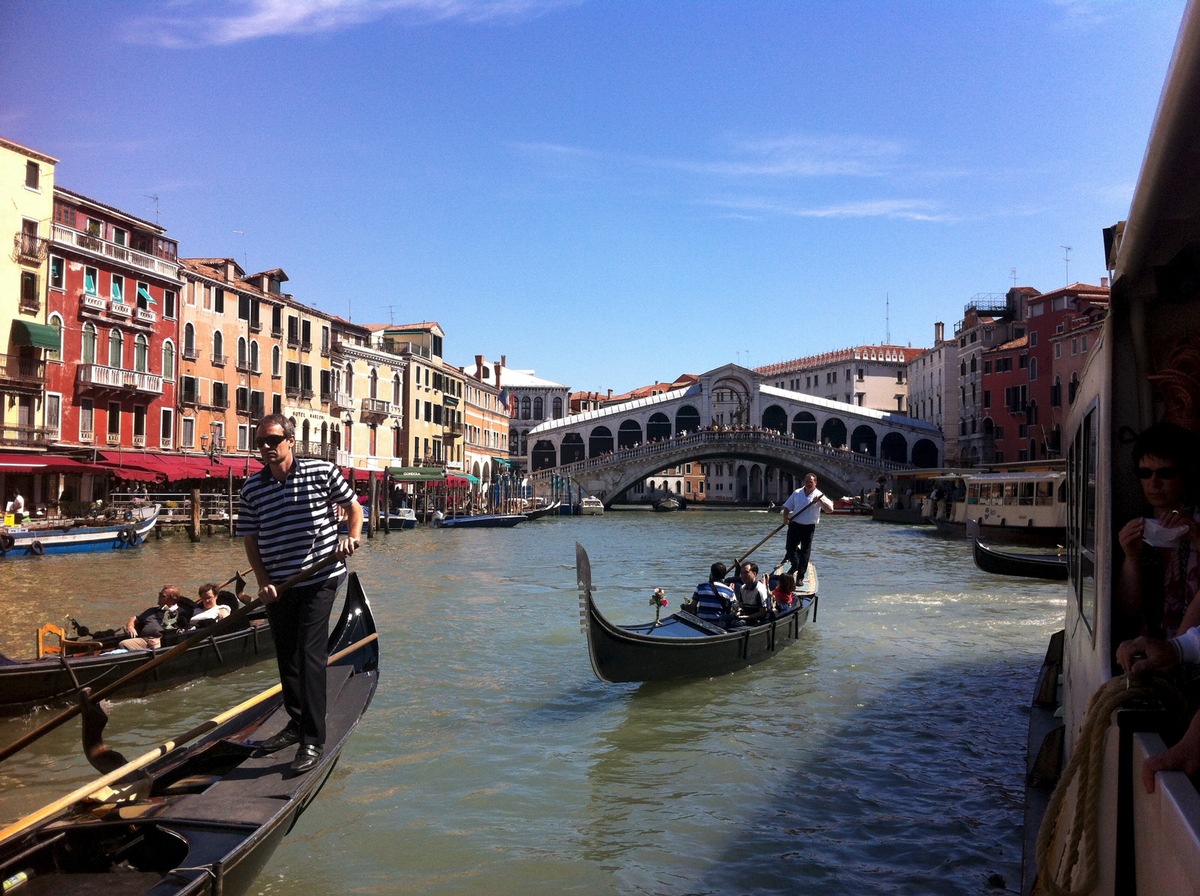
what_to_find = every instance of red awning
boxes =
[97,452,217,482]
[0,453,110,475]
[446,474,472,488]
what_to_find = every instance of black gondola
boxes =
[576,543,817,683]
[971,538,1067,581]
[0,572,378,896]
[0,610,275,717]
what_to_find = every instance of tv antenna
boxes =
[145,194,160,224]
[1060,246,1071,285]
[233,231,248,269]
[885,293,891,344]
[1011,267,1018,287]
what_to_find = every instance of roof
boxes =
[755,345,927,377]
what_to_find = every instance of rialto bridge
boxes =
[525,364,942,506]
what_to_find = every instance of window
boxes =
[183,323,196,358]
[24,160,39,190]
[237,336,248,369]
[212,381,228,408]
[161,408,174,448]
[47,314,63,362]
[213,288,224,313]
[108,330,123,368]
[20,271,38,311]
[250,340,259,373]
[111,274,124,303]
[163,290,177,319]
[181,416,195,448]
[45,393,61,439]
[49,256,64,290]
[82,323,97,364]
[79,399,94,441]
[213,330,224,364]
[272,345,281,377]
[134,334,149,372]
[238,424,250,452]
[107,401,121,439]
[133,406,146,444]
[113,228,128,247]
[162,341,175,380]
[136,281,153,310]
[84,266,98,295]
[86,218,102,238]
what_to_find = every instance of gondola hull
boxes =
[576,543,817,683]
[971,538,1068,581]
[0,573,378,896]
[0,616,276,717]
[436,513,525,528]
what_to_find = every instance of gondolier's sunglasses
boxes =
[256,435,289,449]
[1137,466,1179,480]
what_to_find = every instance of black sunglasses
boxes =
[1137,466,1180,480]
[256,434,288,450]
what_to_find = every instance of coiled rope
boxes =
[1034,673,1186,896]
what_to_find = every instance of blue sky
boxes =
[1,0,1188,392]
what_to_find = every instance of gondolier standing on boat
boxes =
[781,473,834,577]
[239,414,363,775]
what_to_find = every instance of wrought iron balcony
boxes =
[0,354,45,388]
[0,424,55,447]
[14,231,50,265]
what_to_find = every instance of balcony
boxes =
[81,294,106,313]
[19,296,39,315]
[51,223,180,280]
[80,430,94,444]
[360,398,391,421]
[182,345,199,361]
[285,386,301,399]
[236,359,251,373]
[300,340,312,353]
[0,424,56,447]
[301,388,314,400]
[271,326,283,338]
[286,334,300,349]
[329,391,353,412]
[294,441,336,461]
[109,301,133,318]
[13,231,50,265]
[76,364,164,395]
[134,308,157,325]
[249,319,262,333]
[132,434,146,448]
[212,353,227,367]
[106,432,120,446]
[0,354,45,389]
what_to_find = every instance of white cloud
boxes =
[703,196,953,222]
[125,0,575,48]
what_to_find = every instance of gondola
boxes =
[522,499,561,521]
[435,513,525,529]
[0,572,378,896]
[971,538,1067,581]
[0,604,275,717]
[576,543,817,683]
[0,505,158,558]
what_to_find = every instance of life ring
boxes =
[0,532,13,552]
[27,540,45,556]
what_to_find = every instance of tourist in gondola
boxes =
[1116,421,1200,638]
[731,561,771,626]
[781,473,835,576]
[239,414,363,776]
[189,582,232,627]
[772,571,797,613]
[119,585,191,650]
[680,561,737,628]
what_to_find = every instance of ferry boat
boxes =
[927,469,1066,546]
[1022,5,1200,892]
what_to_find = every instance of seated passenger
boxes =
[772,572,798,612]
[119,585,191,650]
[731,562,771,626]
[681,562,736,627]
[190,582,232,627]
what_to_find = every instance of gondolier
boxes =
[781,473,835,576]
[239,414,363,775]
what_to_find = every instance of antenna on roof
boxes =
[1011,267,1018,287]
[885,293,891,344]
[233,230,247,269]
[387,305,397,325]
[1061,246,1071,285]
[145,194,160,224]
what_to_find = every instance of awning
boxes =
[447,473,479,485]
[493,457,518,469]
[11,321,60,351]
[387,466,445,482]
[95,452,241,482]
[0,453,108,475]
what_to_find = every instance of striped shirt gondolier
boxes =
[237,458,356,588]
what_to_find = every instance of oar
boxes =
[733,519,788,570]
[0,630,378,846]
[0,552,345,764]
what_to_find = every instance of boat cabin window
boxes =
[1019,482,1035,506]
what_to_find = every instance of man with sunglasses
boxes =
[238,414,363,775]
[1117,421,1200,639]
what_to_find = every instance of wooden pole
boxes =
[227,466,235,537]
[189,487,201,543]
[368,472,378,539]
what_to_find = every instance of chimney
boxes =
[1101,276,1109,288]
[934,321,944,343]
[607,389,613,399]
[493,361,502,388]
[501,355,507,368]
[474,355,484,379]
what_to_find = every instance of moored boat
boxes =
[0,572,378,895]
[522,498,561,521]
[0,505,158,558]
[652,496,683,512]
[971,539,1067,582]
[580,496,605,515]
[435,512,525,529]
[0,601,275,717]
[1022,7,1200,892]
[928,470,1066,546]
[576,543,817,683]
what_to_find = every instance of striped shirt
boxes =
[237,458,356,588]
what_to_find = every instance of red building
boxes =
[44,188,181,455]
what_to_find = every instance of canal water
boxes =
[0,512,1064,895]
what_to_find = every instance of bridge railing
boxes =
[528,429,916,482]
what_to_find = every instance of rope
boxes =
[1034,674,1185,896]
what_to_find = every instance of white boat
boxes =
[1022,6,1200,893]
[579,496,605,515]
[0,505,159,558]
[927,469,1066,546]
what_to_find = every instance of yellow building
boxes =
[462,355,512,487]
[332,322,403,472]
[377,322,465,470]
[0,138,58,450]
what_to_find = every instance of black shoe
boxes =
[288,744,323,776]
[256,722,300,753]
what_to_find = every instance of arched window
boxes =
[272,345,281,376]
[553,397,563,418]
[183,322,195,357]
[237,336,248,368]
[82,322,97,364]
[134,334,149,372]
[521,396,532,420]
[370,368,379,399]
[108,330,123,368]
[1029,357,1038,381]
[393,374,401,405]
[47,313,63,362]
[213,330,224,363]
[162,340,175,380]
[345,363,354,397]
[533,396,544,419]
[249,340,259,372]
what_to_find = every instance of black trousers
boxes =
[785,521,817,575]
[264,574,343,747]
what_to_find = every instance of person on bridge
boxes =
[781,473,834,578]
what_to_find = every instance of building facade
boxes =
[755,345,925,413]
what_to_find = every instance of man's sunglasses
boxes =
[1137,466,1180,480]
[256,435,289,450]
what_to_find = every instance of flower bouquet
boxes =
[650,587,668,624]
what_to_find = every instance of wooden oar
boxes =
[0,630,377,846]
[0,552,345,764]
[733,519,787,570]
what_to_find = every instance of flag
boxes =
[499,388,509,411]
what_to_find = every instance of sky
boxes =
[1,0,1190,392]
